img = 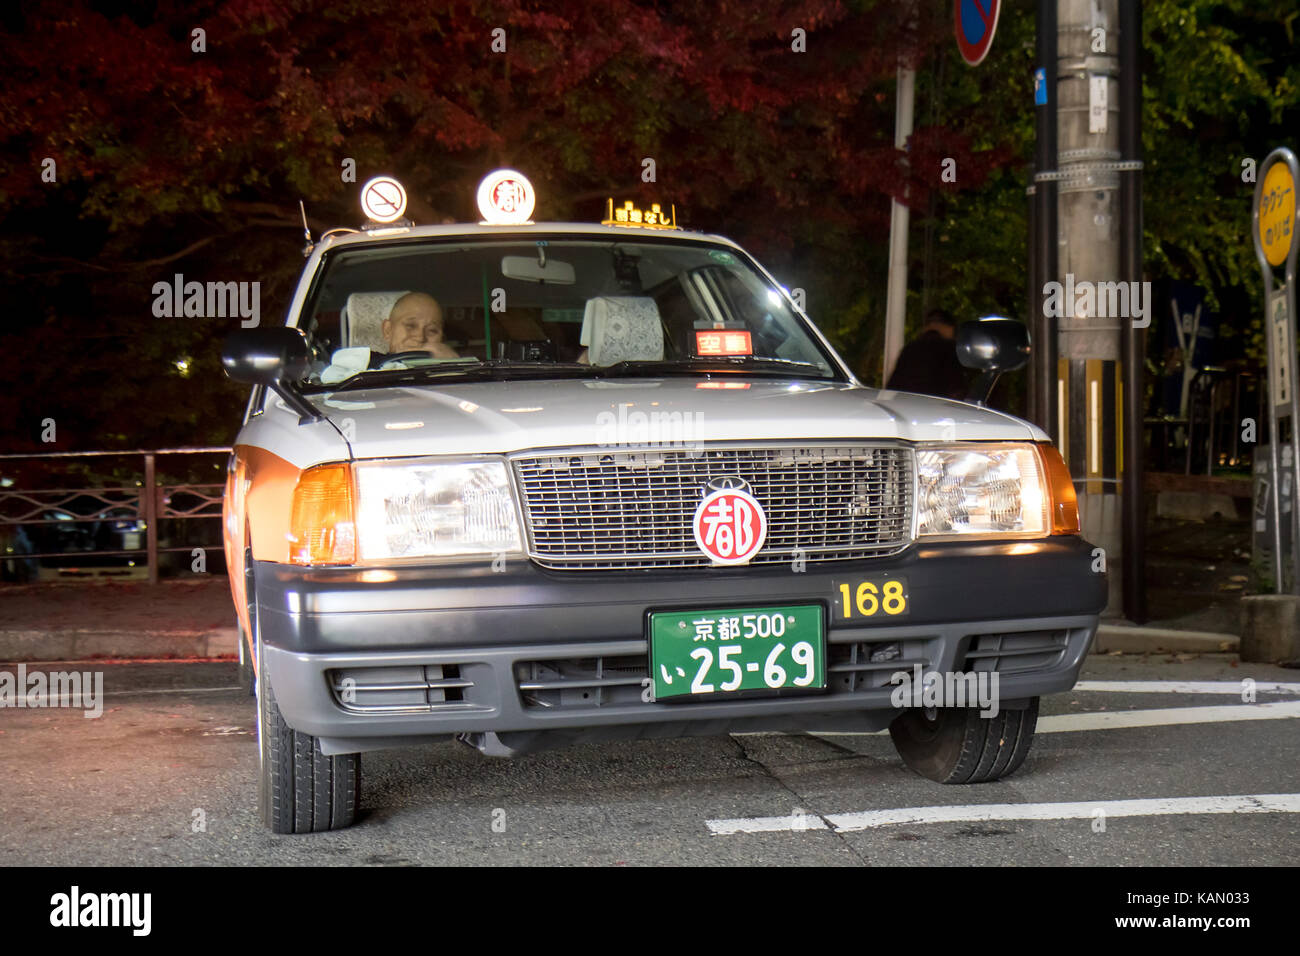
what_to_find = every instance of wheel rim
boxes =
[904,705,944,745]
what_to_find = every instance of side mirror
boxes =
[956,317,1030,406]
[221,327,321,423]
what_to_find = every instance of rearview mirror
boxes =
[221,327,321,423]
[956,317,1030,406]
[501,255,576,284]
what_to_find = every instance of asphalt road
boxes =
[1,654,1297,866]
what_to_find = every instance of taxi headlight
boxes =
[916,443,1051,538]
[354,459,523,560]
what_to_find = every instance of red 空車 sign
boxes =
[695,330,753,356]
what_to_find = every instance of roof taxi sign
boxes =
[602,199,678,229]
[360,176,408,224]
[477,169,536,225]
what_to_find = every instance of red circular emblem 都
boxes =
[692,488,768,565]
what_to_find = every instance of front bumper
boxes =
[254,537,1107,755]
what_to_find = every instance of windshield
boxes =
[294,236,843,388]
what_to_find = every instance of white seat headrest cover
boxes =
[343,291,410,351]
[580,296,664,366]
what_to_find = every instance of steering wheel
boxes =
[377,350,436,368]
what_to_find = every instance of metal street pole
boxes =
[1030,0,1059,437]
[1027,178,1039,425]
[1119,0,1146,622]
[883,64,916,385]
[1056,0,1127,615]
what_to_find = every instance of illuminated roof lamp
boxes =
[360,176,409,224]
[602,199,678,229]
[477,169,536,225]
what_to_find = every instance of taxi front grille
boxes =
[963,631,1070,675]
[828,640,932,694]
[512,443,914,570]
[516,655,648,709]
[327,665,475,714]
[514,646,930,710]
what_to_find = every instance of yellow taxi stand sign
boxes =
[1257,155,1296,268]
[1252,146,1300,595]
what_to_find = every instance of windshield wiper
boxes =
[598,357,833,379]
[306,360,601,392]
[305,356,834,392]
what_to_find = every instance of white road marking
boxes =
[1038,700,1300,733]
[707,793,1300,835]
[710,813,830,835]
[757,695,1300,740]
[1074,680,1300,695]
[717,685,1300,837]
[829,794,1300,832]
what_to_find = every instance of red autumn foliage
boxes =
[0,1,1023,449]
[0,0,990,240]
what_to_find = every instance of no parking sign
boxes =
[955,0,1000,66]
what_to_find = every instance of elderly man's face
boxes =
[383,295,445,353]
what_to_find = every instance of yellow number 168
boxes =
[837,581,907,618]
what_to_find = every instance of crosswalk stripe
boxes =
[786,699,1300,740]
[1038,700,1300,733]
[707,793,1300,835]
[1073,680,1300,695]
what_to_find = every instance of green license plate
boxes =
[649,605,825,700]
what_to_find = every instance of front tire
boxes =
[889,697,1039,784]
[256,625,361,832]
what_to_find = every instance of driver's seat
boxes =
[341,291,410,352]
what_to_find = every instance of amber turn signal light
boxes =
[1037,443,1080,535]
[289,462,356,565]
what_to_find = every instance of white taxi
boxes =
[221,171,1105,832]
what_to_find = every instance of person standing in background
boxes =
[885,308,968,401]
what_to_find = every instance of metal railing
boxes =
[0,447,231,584]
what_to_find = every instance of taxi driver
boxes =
[381,292,459,359]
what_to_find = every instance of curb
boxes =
[0,627,238,662]
[1093,624,1239,655]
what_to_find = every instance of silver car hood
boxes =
[292,378,1047,460]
